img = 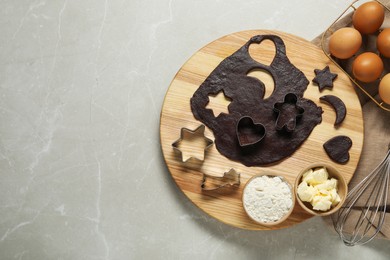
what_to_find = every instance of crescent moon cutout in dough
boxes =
[319,95,346,126]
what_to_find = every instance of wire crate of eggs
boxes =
[321,0,390,111]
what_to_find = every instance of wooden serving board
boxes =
[160,30,364,230]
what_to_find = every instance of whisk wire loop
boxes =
[333,146,390,246]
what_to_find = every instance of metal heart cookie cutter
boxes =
[236,116,266,147]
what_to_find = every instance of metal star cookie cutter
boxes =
[273,93,305,132]
[201,168,240,191]
[172,124,214,163]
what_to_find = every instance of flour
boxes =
[243,175,293,223]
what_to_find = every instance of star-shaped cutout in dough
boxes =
[312,66,338,91]
[172,125,213,162]
[206,90,232,117]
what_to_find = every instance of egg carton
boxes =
[321,0,390,112]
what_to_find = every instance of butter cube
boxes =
[330,188,341,206]
[302,167,328,185]
[311,168,329,184]
[328,178,338,189]
[297,181,316,202]
[318,189,330,196]
[312,195,332,211]
[302,169,313,180]
[315,178,337,191]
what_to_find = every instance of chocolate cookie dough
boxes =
[312,66,338,91]
[320,95,346,126]
[190,35,323,166]
[323,135,352,164]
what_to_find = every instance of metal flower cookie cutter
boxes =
[172,124,213,163]
[201,169,240,191]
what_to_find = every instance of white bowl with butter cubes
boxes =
[294,163,347,216]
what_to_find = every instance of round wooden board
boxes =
[160,30,364,230]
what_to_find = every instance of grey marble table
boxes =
[1,0,390,259]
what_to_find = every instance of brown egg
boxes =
[353,1,384,34]
[379,73,390,104]
[329,28,362,59]
[377,28,390,57]
[352,52,383,82]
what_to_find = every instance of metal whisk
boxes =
[332,144,390,246]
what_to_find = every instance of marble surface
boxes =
[1,0,390,259]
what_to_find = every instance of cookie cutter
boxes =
[273,93,304,132]
[236,116,266,147]
[201,168,241,191]
[172,124,213,163]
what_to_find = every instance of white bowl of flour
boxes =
[242,174,295,226]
